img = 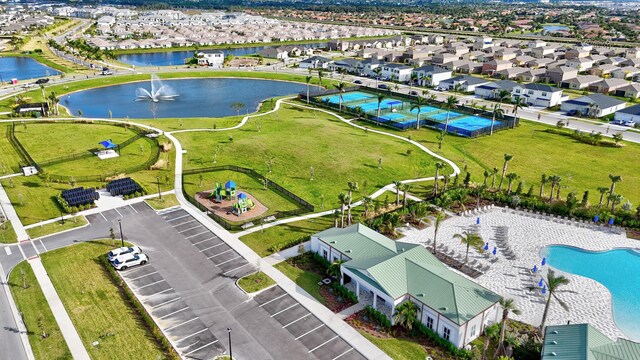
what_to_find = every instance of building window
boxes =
[322,249,328,260]
[443,327,451,340]
[470,325,477,337]
[528,90,534,95]
[515,89,521,94]
[542,92,548,97]
[426,316,434,329]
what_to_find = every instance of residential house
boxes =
[545,66,578,85]
[412,65,452,87]
[590,64,620,77]
[472,36,493,51]
[196,50,224,67]
[531,46,556,59]
[615,83,640,99]
[298,55,332,70]
[381,63,413,82]
[495,48,518,61]
[612,67,640,80]
[437,75,490,92]
[432,52,459,65]
[542,323,640,360]
[561,75,601,90]
[258,46,288,60]
[474,80,519,99]
[511,55,535,67]
[528,40,546,49]
[482,60,513,75]
[625,47,640,59]
[566,57,595,71]
[527,58,554,69]
[495,67,528,79]
[330,58,360,73]
[565,47,590,59]
[311,224,501,349]
[361,58,382,77]
[512,83,564,107]
[517,68,546,83]
[614,103,640,124]
[588,78,629,94]
[622,58,640,68]
[560,94,626,117]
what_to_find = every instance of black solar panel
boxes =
[61,187,99,207]
[106,177,143,196]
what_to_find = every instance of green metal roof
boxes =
[331,225,500,325]
[543,324,640,360]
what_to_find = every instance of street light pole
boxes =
[118,219,124,247]
[227,328,232,359]
[156,176,162,200]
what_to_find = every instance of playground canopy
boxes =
[225,180,236,189]
[99,139,118,149]
[238,193,247,199]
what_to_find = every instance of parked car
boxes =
[35,78,50,85]
[107,246,142,262]
[566,109,579,116]
[409,90,418,96]
[22,83,36,89]
[623,120,636,127]
[110,253,149,271]
[378,84,388,90]
[611,119,624,125]
[353,79,362,84]
[101,69,113,75]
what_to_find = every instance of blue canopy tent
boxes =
[99,139,119,154]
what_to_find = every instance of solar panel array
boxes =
[107,177,143,196]
[61,187,99,207]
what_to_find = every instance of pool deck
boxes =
[397,207,638,340]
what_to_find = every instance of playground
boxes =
[195,180,268,221]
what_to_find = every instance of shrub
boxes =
[312,252,331,269]
[363,305,391,330]
[267,235,310,253]
[330,282,357,303]
[414,322,472,359]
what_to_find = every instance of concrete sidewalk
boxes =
[0,182,29,242]
[263,241,310,265]
[29,258,90,360]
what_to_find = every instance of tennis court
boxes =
[449,116,496,131]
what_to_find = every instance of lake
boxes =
[60,77,306,119]
[0,56,60,81]
[117,42,328,67]
[542,25,569,32]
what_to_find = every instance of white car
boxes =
[110,253,149,271]
[107,246,142,262]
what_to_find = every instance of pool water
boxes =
[542,245,640,341]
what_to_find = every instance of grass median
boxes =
[26,216,88,239]
[237,272,275,293]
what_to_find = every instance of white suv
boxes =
[110,253,149,270]
[107,246,142,262]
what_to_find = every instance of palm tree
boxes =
[376,93,386,126]
[443,95,459,133]
[496,89,511,103]
[433,162,446,196]
[511,96,525,129]
[338,192,347,228]
[506,173,519,195]
[495,298,522,357]
[409,72,419,93]
[362,196,373,217]
[400,183,411,207]
[231,102,245,116]
[327,259,345,279]
[548,175,560,203]
[347,182,358,225]
[305,75,313,104]
[490,104,504,135]
[483,169,490,187]
[334,82,346,111]
[491,167,499,188]
[539,270,571,333]
[597,186,609,208]
[410,96,427,130]
[483,325,500,360]
[432,211,445,255]
[612,132,623,145]
[609,193,623,212]
[393,301,419,330]
[539,174,548,197]
[607,174,622,203]
[453,231,484,268]
[392,180,402,206]
[498,154,513,190]
[317,69,324,91]
[373,67,382,87]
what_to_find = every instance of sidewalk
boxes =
[263,241,310,265]
[29,258,90,360]
[0,182,29,242]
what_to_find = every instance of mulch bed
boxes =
[320,286,355,313]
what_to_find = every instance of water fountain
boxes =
[135,73,179,102]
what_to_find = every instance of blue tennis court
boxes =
[428,111,462,122]
[354,99,403,112]
[380,113,408,121]
[409,106,440,114]
[322,91,374,104]
[449,116,496,131]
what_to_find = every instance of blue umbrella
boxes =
[476,217,480,225]
[609,217,614,225]
[492,247,497,255]
[542,286,547,294]
[533,265,538,273]
[539,278,544,287]
[594,214,600,223]
[541,257,546,266]
[484,242,489,251]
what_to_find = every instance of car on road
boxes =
[378,84,388,90]
[353,79,362,84]
[409,90,419,96]
[22,83,36,89]
[107,246,142,262]
[35,78,50,85]
[566,109,579,116]
[110,253,149,271]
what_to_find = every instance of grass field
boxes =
[237,271,275,293]
[273,260,325,305]
[356,119,640,206]
[183,170,303,220]
[359,331,427,360]
[0,125,24,175]
[1,221,18,244]
[41,241,166,360]
[145,193,180,210]
[240,215,334,257]
[9,261,71,360]
[26,216,88,239]
[175,104,442,210]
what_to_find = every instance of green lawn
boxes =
[26,216,88,239]
[237,271,276,293]
[9,261,72,360]
[175,104,441,210]
[145,193,180,210]
[273,260,325,305]
[359,331,427,360]
[1,221,18,244]
[183,170,302,220]
[240,215,334,257]
[0,125,24,175]
[358,119,640,206]
[41,241,166,360]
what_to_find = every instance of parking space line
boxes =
[295,324,324,340]
[308,335,339,353]
[135,280,166,290]
[184,340,219,356]
[39,239,47,252]
[145,287,173,298]
[197,242,224,251]
[129,204,138,214]
[178,225,203,233]
[206,249,233,258]
[114,208,123,218]
[166,214,190,222]
[176,328,207,343]
[4,247,11,256]
[259,293,288,307]
[271,303,298,317]
[332,348,354,360]
[129,271,158,281]
[215,255,241,265]
[159,306,189,320]
[223,263,251,275]
[283,313,312,328]
[152,297,182,309]
[192,238,215,246]
[164,317,198,331]
[185,231,210,239]
[174,219,197,227]
[99,212,107,221]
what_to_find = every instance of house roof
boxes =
[542,324,640,360]
[477,80,519,91]
[564,94,626,109]
[520,83,561,92]
[413,65,450,74]
[320,224,501,325]
[616,103,640,116]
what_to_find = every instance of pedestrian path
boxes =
[29,258,90,360]
[337,303,366,320]
[0,182,29,242]
[263,241,311,265]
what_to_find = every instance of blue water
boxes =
[60,78,305,119]
[117,42,327,67]
[542,245,640,341]
[0,56,60,81]
[543,25,569,32]
[449,116,495,131]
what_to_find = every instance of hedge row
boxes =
[363,305,392,330]
[330,282,358,304]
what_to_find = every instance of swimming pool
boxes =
[542,245,640,341]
